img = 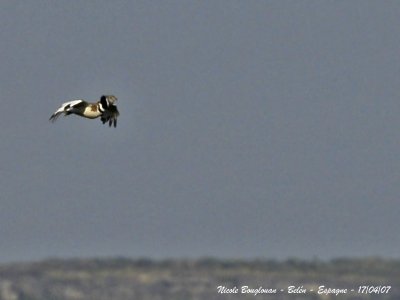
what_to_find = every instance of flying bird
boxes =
[49,95,119,127]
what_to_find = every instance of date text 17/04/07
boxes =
[358,286,391,294]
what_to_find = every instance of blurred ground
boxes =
[0,257,398,300]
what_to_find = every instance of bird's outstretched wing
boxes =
[100,104,119,127]
[49,99,86,122]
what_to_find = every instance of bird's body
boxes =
[49,95,119,127]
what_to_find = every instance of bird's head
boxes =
[105,95,117,104]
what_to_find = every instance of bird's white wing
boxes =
[49,99,85,122]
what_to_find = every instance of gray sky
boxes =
[1,1,400,263]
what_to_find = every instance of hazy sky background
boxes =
[1,1,400,263]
